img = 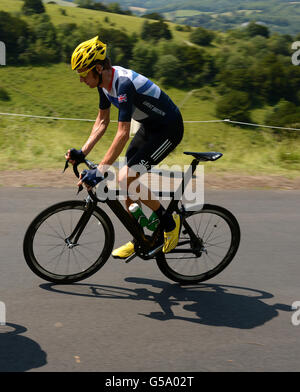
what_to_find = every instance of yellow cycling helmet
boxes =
[71,36,107,71]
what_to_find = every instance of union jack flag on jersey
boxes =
[118,94,127,103]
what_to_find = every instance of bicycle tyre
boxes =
[23,200,115,284]
[156,204,240,284]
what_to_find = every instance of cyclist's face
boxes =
[78,67,99,88]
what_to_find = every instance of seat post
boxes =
[166,158,200,214]
[191,158,200,175]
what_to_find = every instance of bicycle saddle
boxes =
[184,151,223,161]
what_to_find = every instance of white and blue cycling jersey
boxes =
[98,66,180,124]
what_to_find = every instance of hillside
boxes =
[81,0,300,35]
[2,63,300,180]
[0,0,300,179]
[2,0,191,42]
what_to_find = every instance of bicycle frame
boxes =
[76,157,203,261]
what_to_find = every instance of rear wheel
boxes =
[23,200,114,283]
[156,204,240,284]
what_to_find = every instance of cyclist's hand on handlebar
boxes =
[77,168,104,191]
[65,148,86,165]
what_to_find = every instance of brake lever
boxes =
[62,160,83,194]
[63,159,69,173]
[73,163,84,194]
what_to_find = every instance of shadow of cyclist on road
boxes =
[41,278,291,330]
[0,323,47,372]
[126,278,291,328]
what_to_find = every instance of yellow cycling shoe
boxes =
[112,241,135,259]
[162,213,181,253]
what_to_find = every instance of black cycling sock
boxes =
[155,205,175,232]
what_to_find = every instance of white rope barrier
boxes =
[0,112,300,131]
[0,112,116,122]
[223,118,300,131]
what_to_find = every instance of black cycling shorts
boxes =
[125,113,184,172]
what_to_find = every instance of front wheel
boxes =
[23,200,115,283]
[156,204,240,284]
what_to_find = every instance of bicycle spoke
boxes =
[71,248,86,273]
[35,243,65,255]
[44,219,65,240]
[203,217,222,242]
[44,244,67,270]
[37,231,64,241]
[56,212,67,238]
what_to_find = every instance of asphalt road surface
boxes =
[0,187,299,373]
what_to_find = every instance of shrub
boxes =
[22,0,45,16]
[141,20,172,42]
[0,87,11,101]
[216,90,252,123]
[264,99,300,128]
[245,21,269,38]
[154,55,180,87]
[190,27,215,46]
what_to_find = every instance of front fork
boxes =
[65,197,96,248]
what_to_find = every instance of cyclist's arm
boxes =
[97,78,134,171]
[98,121,130,172]
[81,108,110,156]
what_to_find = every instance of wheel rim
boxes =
[31,206,107,277]
[163,210,234,279]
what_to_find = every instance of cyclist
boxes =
[66,36,184,258]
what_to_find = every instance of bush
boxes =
[216,90,252,123]
[154,55,180,87]
[245,21,269,38]
[0,11,33,64]
[190,27,215,46]
[0,87,10,101]
[264,99,300,128]
[129,42,158,77]
[22,0,45,16]
[141,20,172,42]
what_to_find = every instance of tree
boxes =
[154,55,180,87]
[130,42,158,77]
[141,20,172,42]
[268,34,292,56]
[251,54,286,104]
[190,27,215,46]
[99,28,134,67]
[142,13,164,21]
[20,14,61,64]
[22,0,45,15]
[264,99,300,128]
[0,11,33,63]
[245,22,269,38]
[216,90,252,123]
[176,45,206,87]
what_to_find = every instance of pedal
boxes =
[125,253,137,263]
[112,253,136,263]
[145,244,164,259]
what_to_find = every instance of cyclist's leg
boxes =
[125,116,183,252]
[125,116,183,205]
[112,125,152,259]
[116,124,159,211]
[113,115,184,257]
